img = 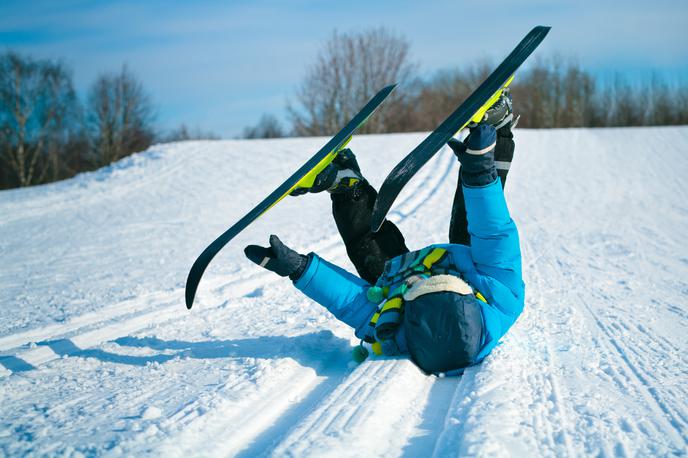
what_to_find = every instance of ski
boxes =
[370,26,550,232]
[185,84,397,309]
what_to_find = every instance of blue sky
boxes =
[1,0,687,137]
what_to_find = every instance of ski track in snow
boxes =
[1,128,687,456]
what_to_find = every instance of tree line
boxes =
[0,52,217,190]
[245,28,688,138]
[3,28,687,190]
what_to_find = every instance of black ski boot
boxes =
[466,89,518,182]
[291,148,364,196]
[469,88,519,131]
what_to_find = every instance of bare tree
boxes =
[603,76,648,127]
[407,63,492,131]
[0,52,78,187]
[509,58,599,128]
[86,65,155,166]
[289,28,417,136]
[648,75,674,126]
[242,114,285,139]
[676,86,688,125]
[163,124,220,142]
[392,58,609,131]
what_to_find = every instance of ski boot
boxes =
[468,87,519,131]
[291,148,364,196]
[464,88,518,183]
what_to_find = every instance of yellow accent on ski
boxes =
[296,135,353,190]
[460,75,515,133]
[258,135,353,216]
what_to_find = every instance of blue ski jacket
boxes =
[294,177,524,366]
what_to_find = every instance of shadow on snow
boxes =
[0,330,351,376]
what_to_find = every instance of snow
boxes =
[1,127,687,456]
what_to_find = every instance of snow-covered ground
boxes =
[1,127,687,456]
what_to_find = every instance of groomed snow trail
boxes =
[1,128,687,456]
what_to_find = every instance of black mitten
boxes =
[447,125,498,187]
[244,235,308,280]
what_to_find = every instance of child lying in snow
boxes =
[245,92,524,376]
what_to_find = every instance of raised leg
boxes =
[332,181,409,284]
[449,127,515,245]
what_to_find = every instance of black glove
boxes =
[244,235,309,280]
[447,125,498,187]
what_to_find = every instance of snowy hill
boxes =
[1,127,687,456]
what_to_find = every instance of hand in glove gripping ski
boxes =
[244,235,308,280]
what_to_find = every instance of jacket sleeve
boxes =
[463,178,523,299]
[293,254,376,339]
